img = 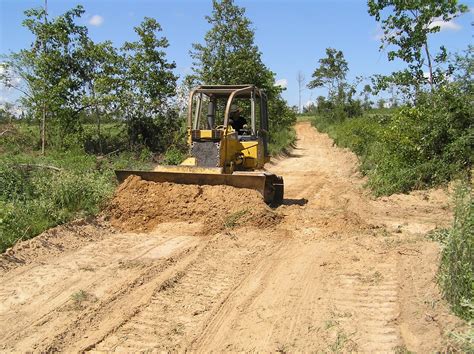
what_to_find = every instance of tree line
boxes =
[0,0,296,155]
[302,0,470,116]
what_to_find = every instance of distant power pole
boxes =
[297,71,305,114]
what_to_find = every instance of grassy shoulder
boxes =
[306,87,472,196]
[0,123,151,253]
[433,183,473,323]
[268,127,297,156]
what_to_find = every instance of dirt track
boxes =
[0,122,465,352]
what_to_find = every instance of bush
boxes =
[0,150,150,252]
[311,84,472,195]
[163,146,186,165]
[436,183,473,321]
[268,127,296,156]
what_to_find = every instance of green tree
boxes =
[189,0,295,145]
[368,0,468,91]
[190,0,276,90]
[362,84,373,110]
[78,39,122,153]
[451,44,473,94]
[1,5,90,151]
[307,48,349,103]
[377,98,387,109]
[119,17,179,151]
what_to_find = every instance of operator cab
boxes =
[189,85,269,148]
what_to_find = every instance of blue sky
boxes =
[1,0,473,107]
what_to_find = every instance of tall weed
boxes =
[437,183,473,321]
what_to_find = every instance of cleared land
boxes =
[0,122,464,352]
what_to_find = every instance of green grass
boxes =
[268,126,297,156]
[0,123,151,252]
[224,209,249,229]
[435,183,473,321]
[307,87,472,196]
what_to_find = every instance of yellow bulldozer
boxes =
[115,85,284,203]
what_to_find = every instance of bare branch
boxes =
[16,164,61,172]
[0,129,12,136]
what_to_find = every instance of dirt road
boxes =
[0,122,464,352]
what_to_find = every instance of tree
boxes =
[451,44,473,93]
[0,102,17,123]
[377,98,387,109]
[307,48,348,102]
[78,39,121,153]
[190,0,276,91]
[119,17,179,151]
[297,71,305,113]
[1,5,90,151]
[368,0,468,91]
[190,0,295,140]
[362,84,373,110]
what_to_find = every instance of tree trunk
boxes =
[424,41,434,91]
[41,103,46,155]
[41,0,48,155]
[90,83,102,154]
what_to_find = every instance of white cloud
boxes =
[275,78,288,89]
[0,63,21,91]
[88,15,104,27]
[429,18,461,31]
[304,100,314,108]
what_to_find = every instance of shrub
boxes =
[163,146,186,165]
[311,84,472,196]
[0,150,150,252]
[268,127,296,156]
[436,183,473,321]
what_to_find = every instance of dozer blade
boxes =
[115,169,283,204]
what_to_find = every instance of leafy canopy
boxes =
[190,0,277,96]
[189,0,295,138]
[307,48,349,98]
[368,0,468,91]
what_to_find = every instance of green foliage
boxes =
[311,83,472,196]
[163,146,186,165]
[307,48,348,101]
[307,48,363,118]
[1,5,91,149]
[268,126,296,156]
[0,148,150,252]
[189,0,296,150]
[367,86,472,194]
[368,0,469,93]
[190,0,276,92]
[1,7,180,153]
[436,183,473,321]
[120,18,180,151]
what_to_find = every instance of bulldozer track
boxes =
[0,122,463,352]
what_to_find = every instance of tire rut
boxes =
[93,232,283,352]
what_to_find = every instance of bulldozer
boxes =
[115,85,284,203]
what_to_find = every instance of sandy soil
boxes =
[0,122,466,352]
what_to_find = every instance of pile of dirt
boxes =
[105,175,281,235]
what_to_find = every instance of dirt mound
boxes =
[105,176,281,234]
